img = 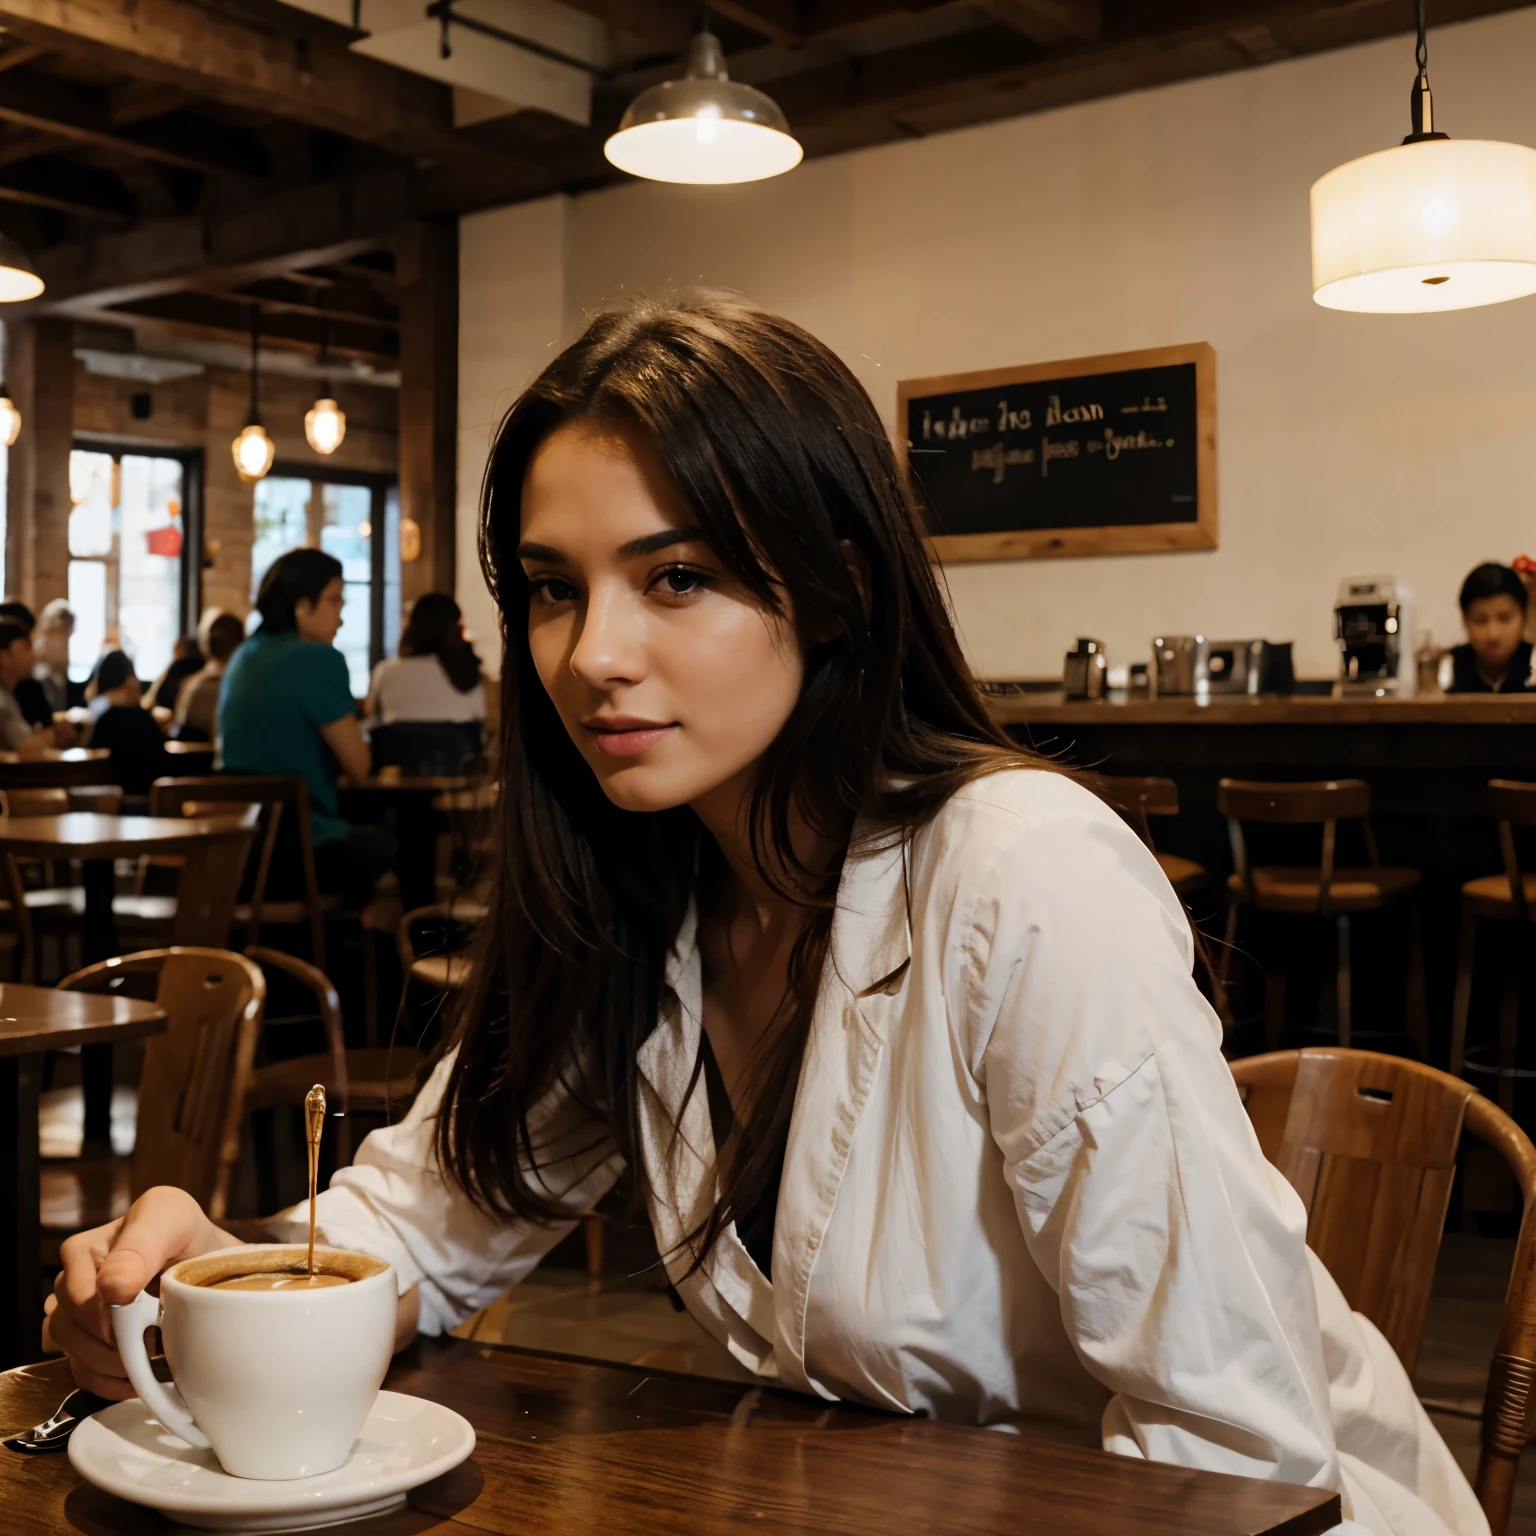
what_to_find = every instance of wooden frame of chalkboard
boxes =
[897,341,1217,563]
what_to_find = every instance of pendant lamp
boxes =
[305,315,347,456]
[604,29,802,185]
[232,307,275,484]
[1311,0,1536,312]
[0,235,42,303]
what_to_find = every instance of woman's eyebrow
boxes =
[517,541,568,564]
[517,527,705,565]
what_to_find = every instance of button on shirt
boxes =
[287,771,1486,1536]
[217,630,356,844]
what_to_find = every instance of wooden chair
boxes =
[1450,780,1536,1112]
[239,945,425,1185]
[151,775,330,967]
[1218,778,1426,1054]
[396,900,480,1025]
[40,947,266,1247]
[1230,1048,1536,1536]
[1099,775,1211,897]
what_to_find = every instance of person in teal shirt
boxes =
[219,548,396,903]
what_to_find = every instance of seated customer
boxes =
[174,611,245,741]
[0,600,50,728]
[219,549,395,904]
[367,594,486,727]
[86,650,171,796]
[1448,562,1533,693]
[0,619,53,757]
[33,598,83,713]
[146,634,204,715]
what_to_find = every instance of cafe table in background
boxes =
[0,1337,1340,1535]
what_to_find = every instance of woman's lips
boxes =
[588,722,677,757]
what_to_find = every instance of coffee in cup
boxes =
[110,1244,395,1480]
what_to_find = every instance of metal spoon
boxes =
[3,1387,111,1453]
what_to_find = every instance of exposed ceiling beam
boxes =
[0,40,43,71]
[0,158,131,220]
[106,290,399,360]
[208,276,400,329]
[973,0,1099,44]
[0,0,517,170]
[525,0,692,52]
[0,70,265,174]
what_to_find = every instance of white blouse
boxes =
[289,769,1485,1536]
[367,655,486,726]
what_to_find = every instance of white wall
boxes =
[460,9,1536,679]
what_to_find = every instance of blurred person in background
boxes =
[220,549,395,903]
[174,611,245,742]
[34,598,82,714]
[367,593,486,727]
[0,619,54,756]
[146,633,204,715]
[1448,562,1533,693]
[86,649,170,796]
[0,599,51,728]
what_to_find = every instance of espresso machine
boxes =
[1335,575,1416,696]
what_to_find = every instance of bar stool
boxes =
[1218,778,1427,1054]
[1449,779,1536,1111]
[1100,775,1211,896]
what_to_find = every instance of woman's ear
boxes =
[840,539,872,619]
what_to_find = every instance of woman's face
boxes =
[519,420,805,816]
[295,578,345,646]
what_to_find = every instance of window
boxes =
[68,446,198,684]
[251,468,395,699]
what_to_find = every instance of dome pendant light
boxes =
[305,312,347,456]
[1311,0,1536,313]
[232,306,275,484]
[604,26,802,185]
[0,234,42,303]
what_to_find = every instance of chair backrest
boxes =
[1097,776,1179,852]
[60,947,265,1221]
[369,720,483,777]
[1231,1047,1536,1536]
[1219,778,1378,909]
[151,775,324,963]
[1487,779,1536,920]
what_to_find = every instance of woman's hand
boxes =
[43,1186,237,1398]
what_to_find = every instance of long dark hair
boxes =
[399,593,481,693]
[438,295,1040,1267]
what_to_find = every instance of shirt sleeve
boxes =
[272,1052,623,1335]
[0,694,29,748]
[295,644,358,728]
[959,803,1345,1497]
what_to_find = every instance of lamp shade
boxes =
[1312,137,1536,312]
[232,422,275,483]
[0,235,42,303]
[0,394,21,447]
[305,396,347,455]
[605,32,802,185]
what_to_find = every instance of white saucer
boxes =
[68,1389,475,1531]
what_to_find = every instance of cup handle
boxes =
[109,1290,210,1449]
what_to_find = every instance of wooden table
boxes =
[0,1337,1340,1535]
[0,814,254,1151]
[0,751,113,793]
[0,987,166,1372]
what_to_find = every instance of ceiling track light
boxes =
[604,25,802,185]
[232,305,275,484]
[1310,0,1536,313]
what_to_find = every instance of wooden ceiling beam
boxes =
[0,41,43,72]
[106,290,399,361]
[0,160,130,221]
[972,0,1099,44]
[0,69,263,175]
[206,276,400,330]
[0,0,521,170]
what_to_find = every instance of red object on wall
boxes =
[145,526,183,558]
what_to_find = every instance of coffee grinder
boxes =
[1334,575,1416,696]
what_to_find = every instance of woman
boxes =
[367,592,486,726]
[46,299,1480,1536]
[217,548,395,903]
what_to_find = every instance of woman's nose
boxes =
[568,586,644,687]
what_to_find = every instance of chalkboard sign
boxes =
[897,342,1217,562]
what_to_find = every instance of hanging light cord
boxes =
[1406,0,1445,141]
[248,305,261,424]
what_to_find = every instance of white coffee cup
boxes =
[110,1244,397,1480]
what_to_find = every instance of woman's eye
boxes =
[655,566,709,598]
[527,576,578,605]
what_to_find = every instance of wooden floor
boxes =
[459,1234,1536,1528]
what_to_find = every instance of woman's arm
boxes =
[961,803,1342,1491]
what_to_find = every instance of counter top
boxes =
[985,690,1536,727]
